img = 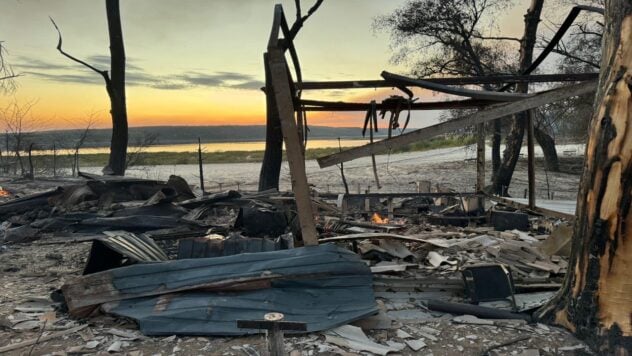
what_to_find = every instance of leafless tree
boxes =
[0,42,18,94]
[492,0,545,195]
[50,0,128,176]
[125,132,159,168]
[69,115,97,176]
[0,99,39,177]
[375,0,519,182]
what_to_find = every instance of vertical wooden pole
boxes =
[338,137,349,194]
[258,52,284,192]
[268,323,285,356]
[476,123,485,192]
[52,143,57,177]
[476,122,486,212]
[198,137,205,194]
[268,49,318,246]
[526,110,536,209]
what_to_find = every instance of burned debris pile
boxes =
[0,171,582,354]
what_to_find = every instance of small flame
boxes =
[371,212,389,224]
[0,189,10,197]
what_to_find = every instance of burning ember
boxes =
[371,212,389,225]
[0,188,11,197]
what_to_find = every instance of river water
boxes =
[32,139,367,155]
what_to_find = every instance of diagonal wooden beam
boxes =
[317,80,597,168]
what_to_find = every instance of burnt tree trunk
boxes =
[492,119,502,175]
[492,0,544,195]
[534,126,560,172]
[535,0,632,353]
[104,0,128,176]
[258,53,284,191]
[26,143,34,180]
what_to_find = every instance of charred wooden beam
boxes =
[381,71,532,102]
[317,81,597,168]
[297,73,598,90]
[299,98,494,112]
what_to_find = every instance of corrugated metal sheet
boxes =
[100,231,169,262]
[97,244,377,335]
[82,231,168,274]
[177,233,293,259]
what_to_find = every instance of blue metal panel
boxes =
[101,244,377,335]
[110,244,368,295]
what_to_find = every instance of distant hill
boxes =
[29,125,380,149]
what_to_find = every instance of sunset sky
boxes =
[1,0,557,130]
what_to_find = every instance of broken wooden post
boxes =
[387,197,394,220]
[259,53,284,192]
[526,109,536,209]
[237,313,307,356]
[197,137,205,194]
[268,48,318,245]
[476,123,485,192]
[338,137,349,194]
[52,143,57,177]
[476,122,486,212]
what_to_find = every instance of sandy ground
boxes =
[0,145,590,355]
[0,238,591,356]
[79,144,584,201]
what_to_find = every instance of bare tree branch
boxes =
[472,35,521,42]
[49,17,110,83]
[0,42,18,94]
[552,47,600,69]
[288,0,324,40]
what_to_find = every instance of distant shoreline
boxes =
[24,125,382,151]
[26,136,475,167]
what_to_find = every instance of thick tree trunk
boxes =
[258,53,284,191]
[492,120,502,175]
[534,126,560,172]
[103,0,128,176]
[492,0,544,195]
[535,1,632,353]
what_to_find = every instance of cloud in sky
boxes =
[14,56,263,91]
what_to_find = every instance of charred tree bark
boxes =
[534,126,560,172]
[258,53,283,191]
[50,0,128,176]
[492,0,544,195]
[104,0,128,176]
[535,1,632,353]
[492,120,502,175]
[26,143,34,180]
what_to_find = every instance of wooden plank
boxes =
[476,123,485,192]
[527,110,536,209]
[317,81,597,168]
[267,48,319,245]
[301,98,495,112]
[237,320,307,331]
[381,71,532,102]
[488,194,575,221]
[319,232,460,244]
[297,73,598,90]
[63,271,289,316]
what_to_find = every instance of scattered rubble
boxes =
[0,173,591,355]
